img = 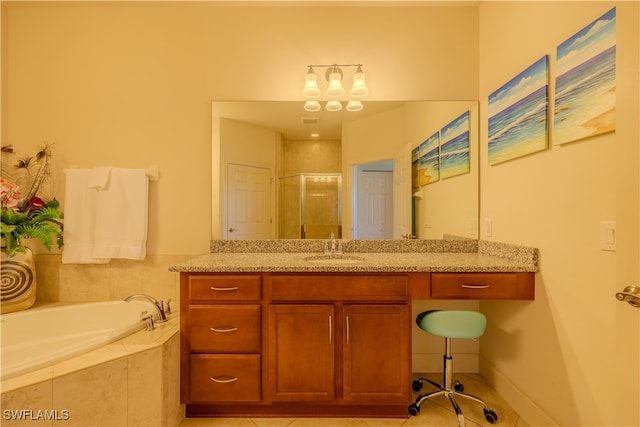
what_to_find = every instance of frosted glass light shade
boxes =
[304,100,321,112]
[302,71,321,98]
[350,70,369,97]
[325,100,343,111]
[346,100,363,112]
[326,71,345,97]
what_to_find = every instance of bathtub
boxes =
[0,300,158,380]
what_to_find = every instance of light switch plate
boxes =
[483,219,492,237]
[600,220,616,251]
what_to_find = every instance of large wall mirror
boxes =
[212,100,479,241]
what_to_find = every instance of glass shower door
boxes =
[301,174,342,239]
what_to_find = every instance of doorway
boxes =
[353,160,394,239]
[226,163,273,239]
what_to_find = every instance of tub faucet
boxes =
[124,294,168,323]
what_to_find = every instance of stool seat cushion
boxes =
[416,310,486,339]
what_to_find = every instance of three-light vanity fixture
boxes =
[301,64,369,112]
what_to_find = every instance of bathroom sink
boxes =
[303,254,365,265]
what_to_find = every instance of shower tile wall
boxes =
[281,139,341,175]
[279,139,341,239]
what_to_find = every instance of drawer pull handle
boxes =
[210,286,240,291]
[210,376,238,384]
[210,327,238,333]
[461,284,490,289]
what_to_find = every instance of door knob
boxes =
[615,285,640,307]
[228,228,236,232]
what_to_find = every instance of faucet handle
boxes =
[164,299,172,315]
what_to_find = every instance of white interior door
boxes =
[226,163,272,240]
[615,113,640,424]
[356,171,393,239]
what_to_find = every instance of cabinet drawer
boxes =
[189,275,261,301]
[430,272,534,300]
[190,355,261,402]
[189,305,261,353]
[269,274,409,301]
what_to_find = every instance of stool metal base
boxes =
[408,339,498,426]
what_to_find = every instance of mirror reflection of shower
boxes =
[279,174,342,239]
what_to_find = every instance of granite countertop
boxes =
[169,239,538,273]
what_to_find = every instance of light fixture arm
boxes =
[307,63,363,82]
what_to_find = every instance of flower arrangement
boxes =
[1,143,64,257]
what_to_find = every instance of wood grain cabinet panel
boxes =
[188,305,261,353]
[430,272,534,300]
[188,274,261,301]
[190,355,261,402]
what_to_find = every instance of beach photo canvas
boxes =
[417,131,440,186]
[554,7,616,145]
[488,56,549,165]
[411,145,420,192]
[440,111,470,179]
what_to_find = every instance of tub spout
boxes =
[124,294,168,323]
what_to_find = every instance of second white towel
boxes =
[62,167,149,264]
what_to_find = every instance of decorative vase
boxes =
[1,244,37,314]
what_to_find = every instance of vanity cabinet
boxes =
[181,274,262,404]
[267,274,411,406]
[179,268,533,417]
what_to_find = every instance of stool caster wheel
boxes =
[412,380,423,392]
[484,408,498,423]
[408,403,420,416]
[453,381,464,393]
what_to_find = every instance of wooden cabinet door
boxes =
[268,304,335,402]
[343,304,411,403]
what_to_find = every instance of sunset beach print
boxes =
[417,131,440,186]
[488,56,549,165]
[554,7,616,145]
[440,111,470,179]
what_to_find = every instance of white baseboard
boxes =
[479,357,558,427]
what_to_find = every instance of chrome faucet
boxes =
[324,232,343,255]
[124,294,168,323]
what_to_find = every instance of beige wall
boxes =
[478,2,639,426]
[2,2,639,426]
[2,2,479,255]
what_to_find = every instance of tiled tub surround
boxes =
[170,238,538,273]
[0,307,182,427]
[1,300,162,381]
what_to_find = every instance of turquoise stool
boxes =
[408,310,498,426]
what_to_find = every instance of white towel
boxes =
[91,168,148,260]
[62,168,149,264]
[87,166,112,190]
[62,169,110,264]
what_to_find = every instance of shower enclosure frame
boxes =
[278,173,342,239]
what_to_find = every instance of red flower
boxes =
[28,196,46,211]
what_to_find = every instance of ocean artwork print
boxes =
[554,7,616,145]
[488,56,549,165]
[440,111,470,179]
[411,145,421,191]
[417,131,440,186]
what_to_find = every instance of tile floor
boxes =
[179,373,530,427]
